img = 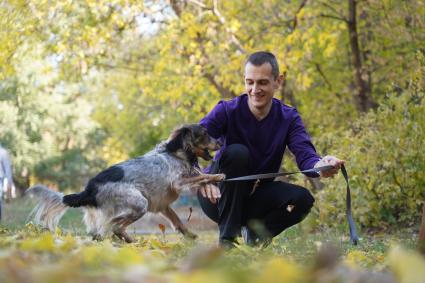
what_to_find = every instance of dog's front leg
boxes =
[162,206,197,239]
[180,173,225,186]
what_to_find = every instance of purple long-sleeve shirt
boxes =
[199,94,321,177]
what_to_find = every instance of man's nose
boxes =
[252,83,261,93]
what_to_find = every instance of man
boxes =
[197,51,344,248]
[0,145,15,221]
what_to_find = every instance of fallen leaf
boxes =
[158,223,166,235]
[187,207,193,222]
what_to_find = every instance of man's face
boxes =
[244,62,281,111]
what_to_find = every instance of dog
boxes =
[26,124,224,242]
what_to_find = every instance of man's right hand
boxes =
[199,184,221,204]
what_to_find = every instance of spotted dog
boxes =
[27,124,224,242]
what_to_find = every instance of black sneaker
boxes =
[219,238,239,250]
[241,226,271,248]
[241,226,257,246]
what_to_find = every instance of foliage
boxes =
[313,54,425,228]
[0,0,424,229]
[0,42,106,191]
[80,0,425,153]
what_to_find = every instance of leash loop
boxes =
[221,164,359,245]
[341,164,359,245]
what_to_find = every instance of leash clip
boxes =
[250,179,261,195]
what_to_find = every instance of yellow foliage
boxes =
[58,233,77,252]
[20,232,55,252]
[101,137,129,166]
[388,246,425,283]
[254,257,305,283]
[78,241,144,268]
[174,270,231,283]
[345,250,370,268]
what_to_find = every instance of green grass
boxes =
[1,197,419,263]
[1,198,423,283]
[1,197,85,233]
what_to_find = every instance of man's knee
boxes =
[296,186,315,211]
[221,144,250,164]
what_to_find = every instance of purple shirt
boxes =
[199,94,321,177]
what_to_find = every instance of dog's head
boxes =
[165,124,220,162]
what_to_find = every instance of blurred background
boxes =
[0,0,424,233]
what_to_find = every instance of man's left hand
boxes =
[314,155,345,178]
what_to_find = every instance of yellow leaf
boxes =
[255,257,304,283]
[20,233,55,252]
[59,233,77,252]
[388,246,425,283]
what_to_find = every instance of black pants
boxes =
[198,144,315,240]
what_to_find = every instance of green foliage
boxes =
[0,43,106,191]
[314,54,425,228]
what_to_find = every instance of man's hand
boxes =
[199,184,221,204]
[314,155,345,178]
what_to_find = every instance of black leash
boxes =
[341,164,359,245]
[222,165,334,181]
[222,164,359,245]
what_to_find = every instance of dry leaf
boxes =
[187,207,193,222]
[158,223,166,234]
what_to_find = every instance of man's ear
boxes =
[275,74,284,89]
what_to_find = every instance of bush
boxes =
[314,54,425,229]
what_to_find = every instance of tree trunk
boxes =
[280,71,298,107]
[419,203,425,254]
[347,0,375,112]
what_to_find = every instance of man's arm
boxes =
[286,109,344,178]
[198,101,228,203]
[199,100,228,139]
[286,109,321,177]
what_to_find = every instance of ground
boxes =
[0,198,424,283]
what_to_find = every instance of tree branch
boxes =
[320,13,348,22]
[315,63,332,90]
[186,0,208,9]
[292,0,308,30]
[212,0,245,53]
[319,0,343,17]
[203,73,235,99]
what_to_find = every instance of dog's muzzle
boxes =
[202,148,213,160]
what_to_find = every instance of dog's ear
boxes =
[166,126,191,153]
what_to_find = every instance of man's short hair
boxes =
[245,51,280,79]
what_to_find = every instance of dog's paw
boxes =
[213,173,226,181]
[92,234,104,241]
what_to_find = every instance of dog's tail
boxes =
[26,184,69,231]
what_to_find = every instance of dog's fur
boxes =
[26,124,224,242]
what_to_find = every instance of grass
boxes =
[1,197,418,259]
[0,198,423,283]
[1,197,85,233]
